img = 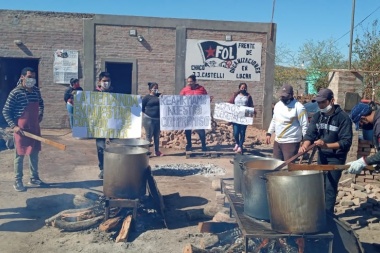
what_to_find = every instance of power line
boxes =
[334,5,380,44]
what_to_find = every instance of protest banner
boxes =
[160,95,211,131]
[72,91,142,138]
[213,102,254,125]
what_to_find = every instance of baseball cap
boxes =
[315,89,334,102]
[280,84,293,97]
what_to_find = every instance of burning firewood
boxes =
[115,215,133,243]
[99,216,123,232]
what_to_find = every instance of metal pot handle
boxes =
[239,162,246,170]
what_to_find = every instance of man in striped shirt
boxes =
[2,67,45,192]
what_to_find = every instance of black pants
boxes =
[96,138,106,170]
[185,129,206,148]
[143,116,160,152]
[318,155,344,214]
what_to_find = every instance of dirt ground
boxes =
[0,128,379,253]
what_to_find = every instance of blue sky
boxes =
[1,0,379,60]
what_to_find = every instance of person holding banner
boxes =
[180,74,209,151]
[228,83,255,153]
[63,78,83,128]
[142,82,164,157]
[95,72,112,179]
[266,84,308,161]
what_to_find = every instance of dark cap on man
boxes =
[315,88,334,102]
[280,84,293,97]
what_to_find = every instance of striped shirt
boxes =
[2,85,44,128]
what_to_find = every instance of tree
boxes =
[274,44,306,96]
[297,38,346,91]
[353,19,380,99]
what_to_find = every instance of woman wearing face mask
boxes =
[64,78,83,129]
[95,72,112,179]
[228,83,255,153]
[266,84,309,161]
[142,82,164,157]
[299,88,353,214]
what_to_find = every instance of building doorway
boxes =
[0,57,39,125]
[105,62,133,94]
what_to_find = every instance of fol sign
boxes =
[214,103,254,125]
[185,39,262,81]
[72,91,142,138]
[160,95,211,130]
[53,49,79,84]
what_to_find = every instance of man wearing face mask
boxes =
[2,67,45,192]
[95,72,112,179]
[299,88,353,214]
[266,84,308,161]
[346,102,379,174]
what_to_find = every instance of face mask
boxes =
[319,104,332,113]
[240,90,247,95]
[281,98,290,105]
[101,81,110,89]
[24,78,36,88]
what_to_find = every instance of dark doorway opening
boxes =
[0,57,39,126]
[105,62,133,94]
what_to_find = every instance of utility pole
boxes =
[348,0,356,69]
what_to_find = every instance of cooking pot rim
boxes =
[265,170,323,177]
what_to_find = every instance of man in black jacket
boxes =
[299,89,353,214]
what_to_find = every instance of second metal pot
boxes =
[232,154,265,194]
[242,158,283,220]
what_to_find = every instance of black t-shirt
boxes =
[142,94,160,118]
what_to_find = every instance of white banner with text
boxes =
[213,103,254,125]
[160,95,211,130]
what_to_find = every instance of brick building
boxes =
[0,10,276,129]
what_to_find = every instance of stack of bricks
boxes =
[355,139,380,184]
[357,139,376,158]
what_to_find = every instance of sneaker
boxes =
[29,178,47,186]
[233,144,239,151]
[98,170,104,179]
[185,145,192,152]
[14,180,26,192]
[155,151,164,157]
[236,147,242,154]
[201,146,208,152]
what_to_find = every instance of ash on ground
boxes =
[151,163,226,177]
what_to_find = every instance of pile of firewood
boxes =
[44,192,134,243]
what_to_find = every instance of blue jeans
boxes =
[14,149,39,180]
[66,103,73,128]
[233,123,247,148]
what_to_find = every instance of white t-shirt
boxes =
[234,94,249,106]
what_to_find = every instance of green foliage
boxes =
[352,19,380,99]
[297,38,346,90]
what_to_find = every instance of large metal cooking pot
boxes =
[265,170,326,234]
[103,146,149,199]
[242,158,283,220]
[110,138,150,150]
[232,154,266,194]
